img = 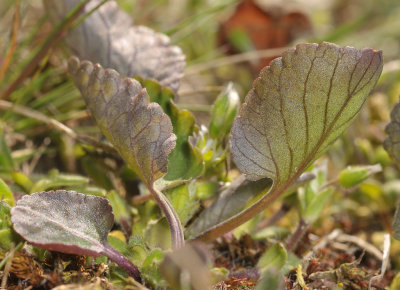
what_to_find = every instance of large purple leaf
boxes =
[193,42,383,242]
[11,190,112,256]
[11,190,141,281]
[43,0,185,92]
[68,57,176,187]
[384,101,400,164]
[231,42,382,183]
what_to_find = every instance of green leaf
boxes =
[257,243,287,273]
[209,83,240,140]
[166,183,199,226]
[231,42,383,183]
[0,178,14,206]
[136,78,203,180]
[303,188,334,223]
[384,101,400,164]
[11,190,141,281]
[69,58,176,188]
[11,171,33,193]
[44,0,185,92]
[30,171,89,193]
[338,164,381,188]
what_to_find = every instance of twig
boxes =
[185,47,288,75]
[336,233,383,261]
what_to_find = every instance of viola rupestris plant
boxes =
[8,1,384,287]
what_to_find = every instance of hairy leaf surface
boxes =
[384,101,400,164]
[44,0,185,91]
[11,190,142,280]
[69,57,176,187]
[11,190,113,256]
[231,42,383,183]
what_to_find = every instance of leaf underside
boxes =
[384,101,400,164]
[11,190,113,257]
[44,0,185,92]
[68,57,176,186]
[231,42,383,184]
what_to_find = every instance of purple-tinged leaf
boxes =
[68,57,176,188]
[384,101,400,164]
[11,190,141,282]
[231,42,382,182]
[69,58,184,248]
[193,42,383,242]
[43,0,185,92]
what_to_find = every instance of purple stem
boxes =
[255,203,291,232]
[102,242,142,283]
[150,186,184,249]
[285,218,309,252]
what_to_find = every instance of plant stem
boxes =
[255,203,291,232]
[150,186,185,249]
[102,242,142,283]
[285,218,309,252]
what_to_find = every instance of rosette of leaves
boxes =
[193,42,383,241]
[43,0,185,92]
[68,57,184,248]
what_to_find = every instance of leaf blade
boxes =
[11,190,113,256]
[68,57,176,187]
[44,0,185,91]
[231,42,383,183]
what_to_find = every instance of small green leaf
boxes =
[0,178,14,206]
[209,83,240,140]
[166,183,199,226]
[136,78,203,180]
[338,164,381,188]
[11,171,33,193]
[303,188,334,223]
[30,172,89,193]
[257,243,287,273]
